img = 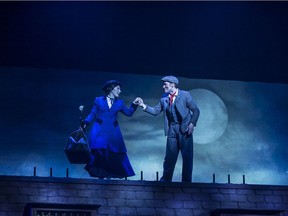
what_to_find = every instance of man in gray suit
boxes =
[139,76,200,182]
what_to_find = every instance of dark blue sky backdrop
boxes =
[0,67,288,185]
[0,1,288,83]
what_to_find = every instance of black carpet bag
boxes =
[64,128,90,164]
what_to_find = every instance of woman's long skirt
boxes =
[84,148,135,179]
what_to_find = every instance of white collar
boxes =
[169,89,178,97]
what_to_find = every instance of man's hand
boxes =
[187,123,194,135]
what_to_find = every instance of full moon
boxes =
[190,89,228,144]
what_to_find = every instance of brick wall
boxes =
[0,175,288,216]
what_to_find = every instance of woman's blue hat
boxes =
[102,80,122,91]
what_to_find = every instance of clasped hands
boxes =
[133,97,146,109]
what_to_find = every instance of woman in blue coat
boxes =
[82,80,140,179]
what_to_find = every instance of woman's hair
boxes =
[103,83,119,95]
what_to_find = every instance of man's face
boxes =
[162,82,174,94]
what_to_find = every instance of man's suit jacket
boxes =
[144,89,200,136]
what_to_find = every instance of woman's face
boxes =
[110,85,121,98]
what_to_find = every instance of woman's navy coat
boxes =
[85,96,137,153]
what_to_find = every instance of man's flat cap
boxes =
[161,75,179,85]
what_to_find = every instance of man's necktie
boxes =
[169,92,176,106]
